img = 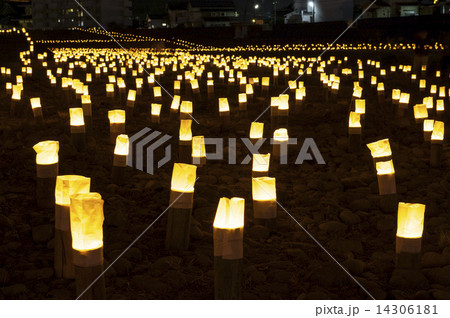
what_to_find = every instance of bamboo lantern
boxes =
[219,98,230,129]
[238,93,247,113]
[355,99,366,119]
[30,97,44,124]
[190,78,200,99]
[377,82,385,105]
[348,112,361,153]
[70,192,105,299]
[170,95,181,119]
[136,78,143,95]
[180,100,193,120]
[411,74,417,83]
[439,86,446,99]
[81,95,92,133]
[86,73,92,83]
[252,153,270,178]
[153,86,162,102]
[112,134,128,185]
[151,103,162,124]
[430,121,444,167]
[398,93,410,116]
[54,175,90,278]
[272,128,289,164]
[166,163,197,250]
[270,97,279,133]
[108,110,126,145]
[126,89,136,114]
[436,99,445,119]
[367,138,392,166]
[207,80,214,99]
[413,104,428,124]
[376,159,397,212]
[174,80,181,95]
[219,69,225,84]
[250,122,264,144]
[430,85,437,97]
[148,74,155,89]
[246,83,254,103]
[295,87,305,111]
[10,84,21,116]
[6,82,12,95]
[261,77,270,97]
[392,89,401,105]
[423,119,434,142]
[192,136,206,166]
[278,94,289,127]
[106,83,114,98]
[213,197,244,300]
[179,119,192,163]
[419,79,426,92]
[370,76,377,88]
[252,177,277,229]
[33,141,59,209]
[396,202,425,270]
[70,108,86,152]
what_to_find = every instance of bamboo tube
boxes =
[165,163,197,250]
[30,97,44,124]
[430,121,444,168]
[395,202,425,270]
[179,119,192,163]
[213,197,244,300]
[108,110,126,145]
[219,98,230,130]
[192,136,206,167]
[34,141,59,209]
[348,112,361,153]
[272,128,289,165]
[376,160,398,213]
[112,135,128,185]
[71,193,105,299]
[252,177,277,229]
[81,95,92,134]
[70,108,86,152]
[54,175,90,279]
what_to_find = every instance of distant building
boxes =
[32,0,132,30]
[360,0,450,18]
[284,0,354,24]
[167,0,238,28]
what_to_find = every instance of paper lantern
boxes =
[355,99,366,115]
[192,136,206,166]
[419,79,426,90]
[114,134,129,156]
[108,110,125,124]
[273,128,288,142]
[252,153,270,178]
[219,98,230,112]
[213,197,245,230]
[151,103,162,122]
[348,111,361,129]
[436,99,445,114]
[34,141,59,165]
[179,119,192,141]
[423,119,434,141]
[12,85,21,100]
[153,86,162,100]
[423,97,433,109]
[252,177,277,222]
[127,89,136,102]
[70,108,85,127]
[70,192,104,252]
[431,121,444,141]
[250,122,264,140]
[376,160,395,175]
[413,104,428,122]
[171,163,197,193]
[171,95,181,111]
[106,84,114,97]
[180,101,193,119]
[396,202,425,239]
[367,139,392,159]
[55,175,91,206]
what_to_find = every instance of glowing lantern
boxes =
[30,97,43,123]
[436,99,445,117]
[419,79,426,91]
[430,85,437,95]
[431,121,444,141]
[151,103,162,124]
[376,160,396,196]
[34,141,59,165]
[272,128,289,164]
[213,197,244,299]
[192,136,206,166]
[252,153,270,178]
[238,93,247,111]
[252,177,277,223]
[250,122,264,141]
[153,86,162,102]
[392,89,401,104]
[174,80,181,94]
[355,99,366,117]
[179,119,192,142]
[106,84,114,98]
[423,96,433,109]
[413,104,428,123]
[367,139,392,162]
[180,101,193,120]
[108,110,126,144]
[423,119,434,141]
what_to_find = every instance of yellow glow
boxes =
[278,94,289,110]
[171,163,197,193]
[219,98,230,112]
[33,141,59,165]
[55,175,90,206]
[399,93,410,104]
[69,108,85,126]
[192,136,206,158]
[423,97,433,109]
[348,112,361,128]
[376,160,395,175]
[171,95,181,110]
[106,83,114,93]
[114,134,129,156]
[191,79,199,90]
[174,80,181,91]
[153,86,162,97]
[246,84,254,95]
[396,202,425,239]
[353,86,362,98]
[413,104,428,120]
[252,177,276,201]
[239,93,247,103]
[81,95,91,104]
[392,89,401,100]
[70,192,104,251]
[252,153,270,172]
[12,85,21,100]
[431,121,444,141]
[262,77,270,87]
[250,122,264,139]
[127,89,136,101]
[273,128,288,142]
[420,79,426,89]
[430,85,437,94]
[30,97,41,109]
[367,139,392,158]
[151,103,162,116]
[377,83,384,91]
[108,110,126,124]
[355,99,365,114]
[436,99,445,112]
[423,119,434,132]
[213,197,245,230]
[180,101,193,114]
[179,119,192,141]
[439,87,446,98]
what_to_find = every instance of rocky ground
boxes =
[0,31,450,300]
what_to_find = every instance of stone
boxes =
[389,269,429,290]
[319,221,347,233]
[339,210,361,225]
[273,270,292,283]
[190,225,204,240]
[248,225,270,240]
[32,224,53,243]
[152,256,182,271]
[250,270,266,283]
[425,265,450,285]
[432,290,450,300]
[131,275,168,294]
[2,284,27,297]
[342,259,364,275]
[114,258,132,276]
[21,268,54,281]
[421,252,447,268]
[349,199,370,211]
